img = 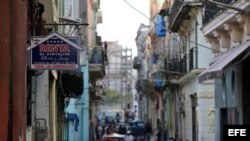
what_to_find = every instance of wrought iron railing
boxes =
[164,49,198,75]
[202,0,237,25]
[167,59,180,72]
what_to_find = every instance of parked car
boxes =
[128,120,144,138]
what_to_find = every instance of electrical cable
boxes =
[122,0,221,51]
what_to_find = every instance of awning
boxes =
[199,40,250,82]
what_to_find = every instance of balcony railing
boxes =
[89,47,106,65]
[97,10,103,24]
[89,47,106,79]
[96,35,102,46]
[202,0,237,26]
[164,48,198,75]
[165,58,186,74]
[133,57,142,69]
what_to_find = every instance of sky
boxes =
[97,0,150,56]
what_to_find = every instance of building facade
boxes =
[0,0,104,141]
[168,1,216,140]
[199,1,250,141]
[134,0,217,140]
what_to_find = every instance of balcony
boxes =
[89,47,106,79]
[164,48,198,76]
[133,57,142,69]
[135,79,143,92]
[168,0,191,32]
[89,85,104,104]
[201,1,250,50]
[97,10,103,24]
[165,57,183,74]
[202,0,237,26]
[96,35,102,46]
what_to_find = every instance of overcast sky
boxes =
[97,0,149,56]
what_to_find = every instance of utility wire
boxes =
[123,0,216,51]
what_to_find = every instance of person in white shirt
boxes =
[124,131,134,141]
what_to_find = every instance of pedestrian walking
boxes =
[121,124,127,135]
[156,126,162,141]
[144,121,152,141]
[115,112,121,123]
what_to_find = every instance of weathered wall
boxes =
[0,0,27,140]
[0,1,11,140]
[181,78,215,141]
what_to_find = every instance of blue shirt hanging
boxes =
[155,73,163,88]
[156,15,166,37]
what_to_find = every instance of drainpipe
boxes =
[80,52,89,141]
[161,36,166,141]
[195,20,198,69]
[189,11,198,69]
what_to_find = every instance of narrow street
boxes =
[1,0,250,141]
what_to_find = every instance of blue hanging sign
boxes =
[27,32,83,70]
